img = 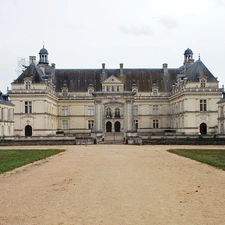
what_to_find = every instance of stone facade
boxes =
[0,92,14,137]
[8,47,223,138]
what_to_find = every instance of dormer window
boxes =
[26,81,31,89]
[200,79,206,88]
[152,87,158,96]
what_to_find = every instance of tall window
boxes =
[200,100,207,111]
[106,108,112,118]
[62,106,68,116]
[62,120,68,129]
[153,119,159,128]
[88,106,94,116]
[88,120,94,129]
[133,105,138,116]
[117,86,119,92]
[0,108,3,120]
[153,105,158,115]
[7,109,10,121]
[134,120,138,130]
[25,101,32,113]
[115,108,120,118]
[112,86,114,92]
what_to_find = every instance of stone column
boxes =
[94,100,102,132]
[125,99,134,131]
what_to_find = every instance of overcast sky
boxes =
[0,0,225,93]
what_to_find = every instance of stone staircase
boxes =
[99,132,124,145]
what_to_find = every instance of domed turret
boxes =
[184,48,194,65]
[184,48,193,55]
[39,45,49,65]
[39,47,48,55]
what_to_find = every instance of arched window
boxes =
[106,108,112,118]
[115,108,120,118]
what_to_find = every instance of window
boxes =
[88,106,94,116]
[200,100,207,111]
[25,101,32,113]
[0,108,3,120]
[115,108,120,118]
[62,89,68,97]
[200,80,206,88]
[106,86,109,91]
[7,109,10,121]
[88,120,94,129]
[62,106,68,116]
[26,81,31,89]
[112,86,114,92]
[133,105,138,116]
[117,86,119,92]
[134,120,138,130]
[106,108,112,118]
[153,119,159,128]
[153,89,158,96]
[62,120,68,129]
[153,105,158,115]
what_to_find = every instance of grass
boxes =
[0,149,65,173]
[168,149,225,170]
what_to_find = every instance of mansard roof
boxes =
[182,59,218,82]
[55,68,180,92]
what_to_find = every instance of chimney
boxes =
[120,63,123,76]
[163,63,168,75]
[102,63,105,73]
[29,56,36,65]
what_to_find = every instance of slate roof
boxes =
[12,58,218,93]
[0,92,14,106]
[54,68,180,92]
[13,63,52,84]
[181,59,218,82]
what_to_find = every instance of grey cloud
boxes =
[158,16,178,29]
[119,25,153,36]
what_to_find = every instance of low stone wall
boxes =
[126,136,142,145]
[75,137,96,145]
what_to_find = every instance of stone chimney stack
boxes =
[163,63,168,75]
[102,63,105,73]
[120,63,123,76]
[29,56,36,65]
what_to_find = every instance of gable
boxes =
[102,75,124,84]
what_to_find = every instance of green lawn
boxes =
[168,149,225,170]
[0,149,65,173]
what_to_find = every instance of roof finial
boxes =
[43,41,45,48]
[198,53,200,60]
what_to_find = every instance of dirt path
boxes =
[0,145,225,225]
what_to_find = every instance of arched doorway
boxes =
[200,123,207,135]
[25,125,32,136]
[106,122,112,132]
[115,121,121,132]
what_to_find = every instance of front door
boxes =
[200,123,207,135]
[25,125,32,136]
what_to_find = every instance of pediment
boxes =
[102,75,123,84]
